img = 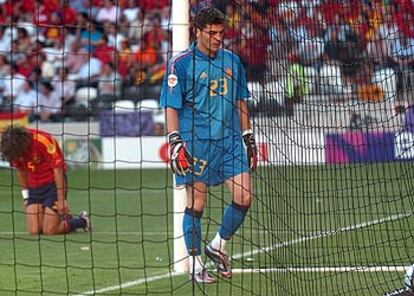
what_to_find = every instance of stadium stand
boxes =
[0,0,412,134]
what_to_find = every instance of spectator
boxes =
[224,4,240,28]
[13,80,37,118]
[74,12,90,41]
[295,26,324,66]
[44,12,63,45]
[70,0,89,14]
[17,12,37,39]
[62,27,78,53]
[97,62,121,98]
[16,28,32,52]
[365,26,391,71]
[134,39,159,69]
[102,21,126,50]
[37,80,62,122]
[96,0,119,24]
[3,63,26,104]
[60,1,78,27]
[0,26,11,54]
[117,39,134,79]
[323,13,356,61]
[95,35,115,65]
[390,31,414,102]
[117,14,132,39]
[79,20,103,53]
[238,24,270,82]
[390,33,414,67]
[378,4,399,50]
[29,66,42,92]
[140,0,169,13]
[319,55,351,100]
[128,10,148,45]
[52,67,76,107]
[0,54,10,77]
[65,41,85,75]
[70,48,103,83]
[143,13,165,50]
[123,0,141,23]
[16,53,35,79]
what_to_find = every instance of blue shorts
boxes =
[176,135,249,186]
[27,177,67,212]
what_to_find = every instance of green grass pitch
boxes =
[1,162,414,295]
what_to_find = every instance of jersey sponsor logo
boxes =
[225,68,233,78]
[167,74,178,87]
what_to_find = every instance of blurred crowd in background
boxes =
[0,0,413,126]
[0,0,275,124]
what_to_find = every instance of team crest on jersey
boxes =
[225,68,233,78]
[47,143,56,154]
[167,74,178,87]
[199,72,208,79]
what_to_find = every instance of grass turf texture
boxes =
[0,162,413,295]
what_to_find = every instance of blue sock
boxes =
[219,202,250,240]
[68,217,86,232]
[183,207,203,256]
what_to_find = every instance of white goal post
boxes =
[172,0,190,273]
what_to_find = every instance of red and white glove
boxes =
[242,129,258,172]
[168,131,192,176]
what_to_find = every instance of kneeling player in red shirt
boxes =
[1,125,90,235]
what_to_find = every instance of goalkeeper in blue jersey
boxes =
[159,6,258,283]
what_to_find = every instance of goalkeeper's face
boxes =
[196,23,224,57]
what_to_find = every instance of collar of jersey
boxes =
[192,43,220,60]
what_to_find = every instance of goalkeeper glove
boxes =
[168,131,192,176]
[242,129,258,172]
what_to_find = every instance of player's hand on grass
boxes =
[55,199,68,216]
[242,130,258,172]
[168,131,192,176]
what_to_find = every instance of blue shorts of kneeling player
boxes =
[176,135,249,186]
[27,179,67,213]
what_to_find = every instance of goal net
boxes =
[0,0,414,295]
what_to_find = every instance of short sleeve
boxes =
[159,61,186,110]
[236,55,250,100]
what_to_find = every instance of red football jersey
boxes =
[11,129,67,188]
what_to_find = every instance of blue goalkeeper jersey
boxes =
[159,43,250,140]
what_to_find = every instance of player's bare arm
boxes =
[53,167,66,216]
[237,100,251,133]
[237,100,258,171]
[165,107,180,133]
[16,168,29,207]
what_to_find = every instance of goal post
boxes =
[171,0,190,274]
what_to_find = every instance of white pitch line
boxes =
[232,266,407,273]
[74,211,413,296]
[232,212,413,261]
[73,271,183,296]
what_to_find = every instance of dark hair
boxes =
[0,125,31,162]
[42,81,54,91]
[194,6,225,30]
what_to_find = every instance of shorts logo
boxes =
[167,74,178,87]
